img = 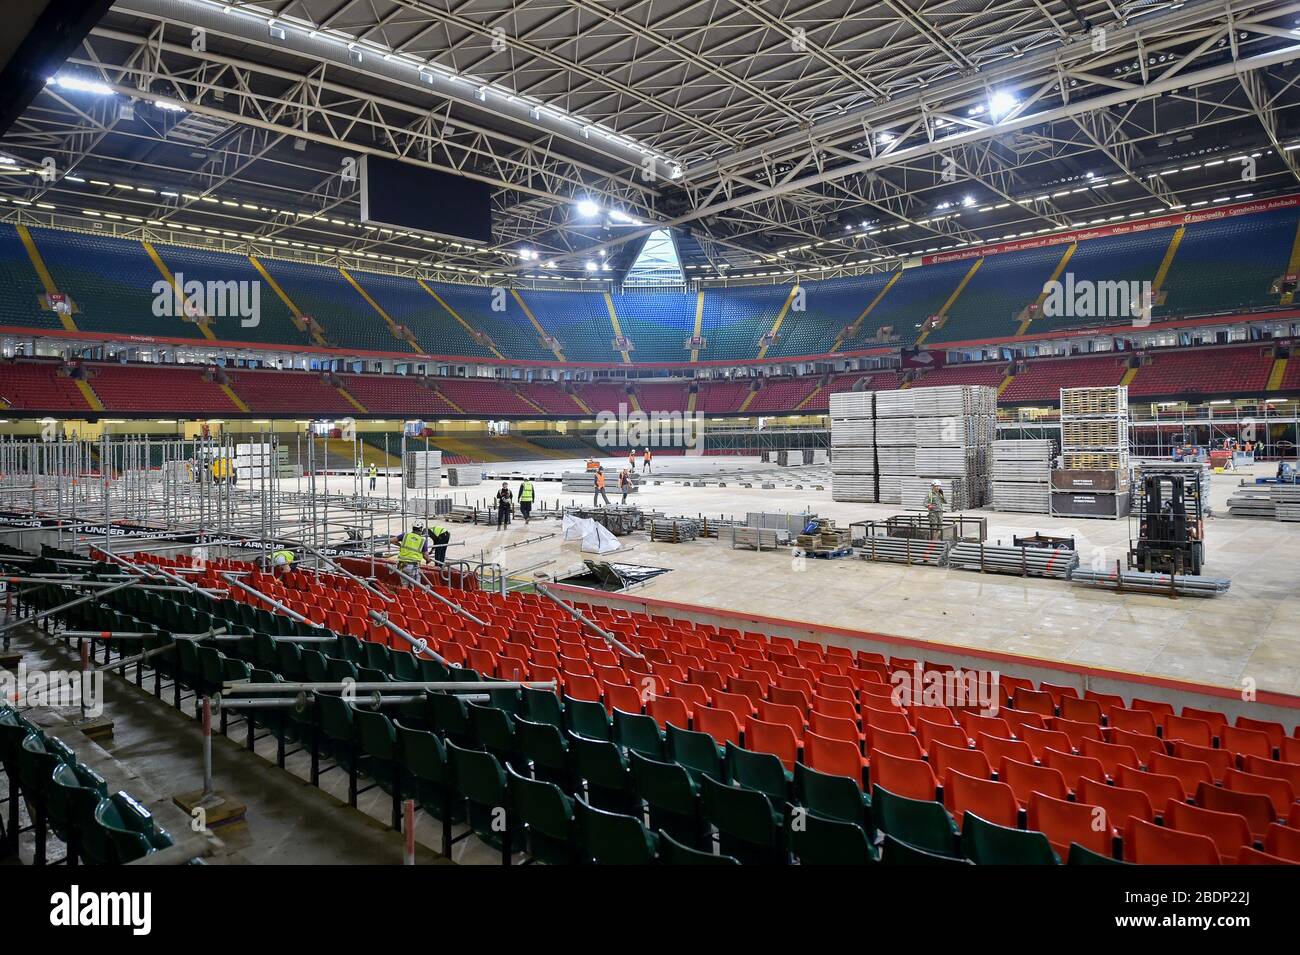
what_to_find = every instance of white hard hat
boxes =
[931,480,942,487]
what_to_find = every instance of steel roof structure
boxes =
[0,0,1298,288]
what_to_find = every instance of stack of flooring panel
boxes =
[1274,485,1300,522]
[909,384,996,508]
[990,439,1055,513]
[403,450,443,489]
[830,391,877,502]
[446,465,482,487]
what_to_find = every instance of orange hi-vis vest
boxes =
[643,450,652,460]
[595,471,606,489]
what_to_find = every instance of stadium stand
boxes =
[338,373,459,416]
[1027,231,1170,334]
[931,245,1067,344]
[0,359,93,412]
[226,368,358,415]
[435,377,541,416]
[345,272,494,359]
[0,224,63,331]
[518,290,621,363]
[87,363,241,415]
[615,293,699,363]
[1127,346,1276,398]
[87,550,1300,866]
[255,258,394,353]
[697,379,753,413]
[999,354,1127,404]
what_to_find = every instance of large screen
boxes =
[358,155,492,244]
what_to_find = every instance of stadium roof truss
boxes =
[0,0,1297,288]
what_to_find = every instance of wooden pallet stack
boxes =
[795,518,852,555]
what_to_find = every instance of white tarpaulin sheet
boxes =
[562,514,622,554]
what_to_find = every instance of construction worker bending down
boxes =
[925,480,947,540]
[270,549,295,574]
[642,447,652,473]
[396,522,431,585]
[369,463,378,491]
[495,481,514,530]
[620,467,633,504]
[594,466,611,506]
[518,479,535,524]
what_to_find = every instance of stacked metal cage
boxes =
[990,439,1055,513]
[1052,385,1130,519]
[403,450,443,489]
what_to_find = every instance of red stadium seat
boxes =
[1020,726,1073,761]
[864,725,924,761]
[1116,765,1185,818]
[1041,747,1106,794]
[1078,776,1154,837]
[1196,782,1277,839]
[1164,800,1252,864]
[1264,822,1300,863]
[1242,754,1300,792]
[1162,714,1214,748]
[998,757,1069,808]
[694,705,742,748]
[1124,817,1220,865]
[1219,725,1273,760]
[944,770,1019,830]
[1148,751,1215,801]
[915,717,969,754]
[1028,790,1111,858]
[928,740,993,784]
[1081,737,1142,779]
[1223,767,1295,818]
[1108,707,1158,736]
[1171,741,1233,783]
[976,733,1033,769]
[746,718,799,770]
[805,731,868,787]
[868,749,937,801]
[1237,846,1299,865]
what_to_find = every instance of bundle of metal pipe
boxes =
[1069,567,1231,596]
[946,541,1078,578]
[854,536,951,566]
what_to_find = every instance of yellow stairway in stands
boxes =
[340,267,424,353]
[220,384,250,412]
[915,259,982,346]
[738,388,758,413]
[756,286,800,360]
[1150,226,1185,305]
[1016,242,1077,336]
[686,391,698,415]
[420,280,506,360]
[250,255,328,346]
[997,372,1016,396]
[1281,219,1300,305]
[512,290,565,360]
[793,385,822,412]
[432,386,464,413]
[142,241,216,340]
[570,391,593,414]
[604,293,632,365]
[336,385,368,414]
[1120,366,1140,388]
[1267,356,1288,391]
[833,273,901,352]
[74,378,103,412]
[17,226,78,332]
[689,291,705,362]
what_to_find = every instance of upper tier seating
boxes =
[931,245,1068,344]
[152,243,307,347]
[517,290,621,363]
[339,374,459,416]
[344,272,494,359]
[256,259,393,353]
[1028,231,1170,335]
[0,225,63,332]
[32,228,207,340]
[227,369,358,414]
[1157,207,1299,319]
[907,363,1008,389]
[702,285,786,362]
[424,282,554,362]
[614,293,699,363]
[87,363,239,414]
[0,359,92,411]
[3,202,1297,363]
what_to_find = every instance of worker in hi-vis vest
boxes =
[594,466,611,506]
[369,463,378,491]
[396,523,431,585]
[642,447,652,473]
[270,549,295,574]
[517,479,535,524]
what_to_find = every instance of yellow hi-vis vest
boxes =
[369,465,377,476]
[398,531,426,563]
[271,549,294,565]
[431,524,447,538]
[519,481,534,502]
